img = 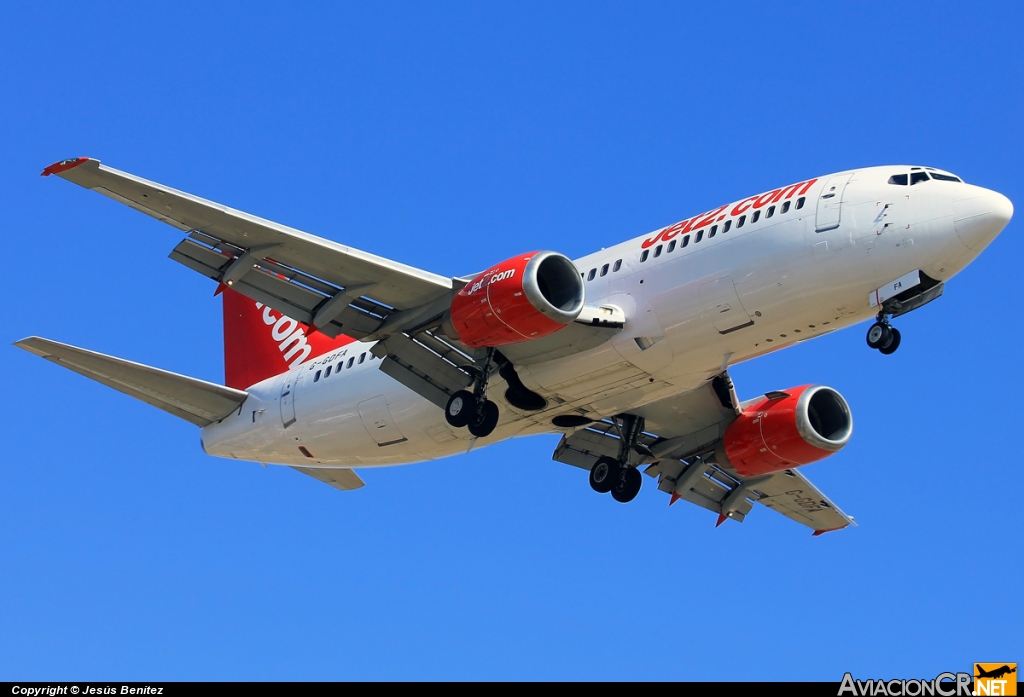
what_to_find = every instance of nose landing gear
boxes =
[866,314,901,355]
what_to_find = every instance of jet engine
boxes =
[445,251,585,348]
[715,385,853,477]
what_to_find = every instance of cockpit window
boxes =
[888,174,908,185]
[930,172,963,182]
[910,171,930,185]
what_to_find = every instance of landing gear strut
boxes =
[866,312,901,355]
[445,349,501,438]
[587,414,647,503]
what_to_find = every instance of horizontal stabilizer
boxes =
[292,466,366,491]
[14,336,247,427]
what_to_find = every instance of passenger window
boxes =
[888,174,909,185]
[344,357,352,369]
[587,268,596,281]
[314,370,322,382]
[737,215,746,228]
[796,197,805,210]
[751,210,760,223]
[695,230,704,242]
[654,244,663,258]
[325,366,332,378]
[613,259,622,272]
[781,201,791,214]
[681,234,690,248]
[709,225,718,238]
[359,353,366,364]
[910,171,930,185]
[723,220,732,233]
[640,250,649,262]
[600,263,609,276]
[766,205,775,218]
[667,240,676,253]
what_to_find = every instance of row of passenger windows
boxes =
[313,351,375,382]
[640,196,806,262]
[888,167,963,186]
[583,258,623,281]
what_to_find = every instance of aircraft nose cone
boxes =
[953,189,1013,252]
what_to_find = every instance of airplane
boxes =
[976,666,1016,680]
[15,158,1013,534]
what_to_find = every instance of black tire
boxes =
[468,399,499,438]
[611,466,642,503]
[866,322,892,350]
[445,390,475,428]
[589,457,620,494]
[879,327,901,355]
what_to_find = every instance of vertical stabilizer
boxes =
[222,289,355,389]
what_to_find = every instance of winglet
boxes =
[669,491,681,506]
[715,513,728,527]
[41,157,90,177]
[214,282,228,296]
[812,525,849,537]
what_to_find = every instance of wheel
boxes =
[879,327,901,355]
[866,322,892,350]
[588,457,620,494]
[445,390,475,428]
[611,466,642,503]
[467,399,499,438]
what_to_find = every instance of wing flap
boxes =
[14,336,247,427]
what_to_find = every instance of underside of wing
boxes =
[45,158,454,341]
[551,371,854,534]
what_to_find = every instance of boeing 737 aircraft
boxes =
[16,158,1013,533]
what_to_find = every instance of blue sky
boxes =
[2,2,1021,681]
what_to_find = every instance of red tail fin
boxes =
[222,289,355,389]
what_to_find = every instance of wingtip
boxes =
[13,336,50,357]
[715,513,728,527]
[41,157,91,177]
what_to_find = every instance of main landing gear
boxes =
[588,414,648,503]
[866,313,901,355]
[445,349,500,438]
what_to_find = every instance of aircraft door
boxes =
[815,173,854,232]
[357,396,408,447]
[280,372,300,428]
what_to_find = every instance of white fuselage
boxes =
[201,166,1012,468]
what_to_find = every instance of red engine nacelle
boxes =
[445,251,585,348]
[716,385,853,477]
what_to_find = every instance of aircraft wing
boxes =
[43,158,454,340]
[14,336,247,427]
[43,157,490,407]
[551,372,855,534]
